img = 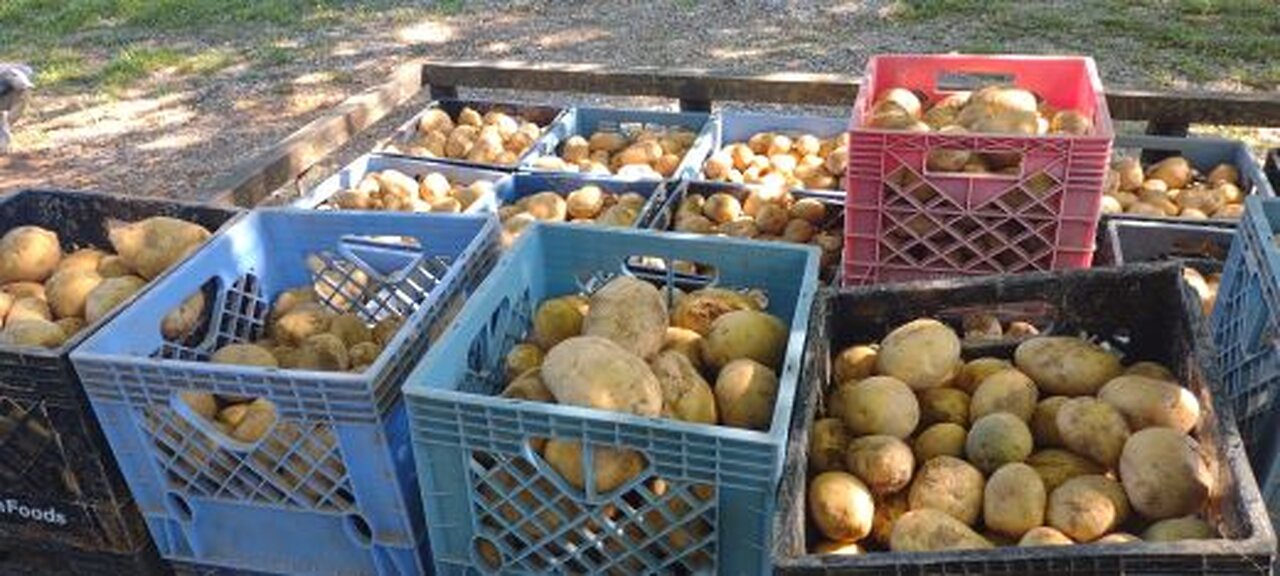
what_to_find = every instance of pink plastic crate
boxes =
[842,54,1114,285]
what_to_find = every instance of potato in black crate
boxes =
[0,189,238,574]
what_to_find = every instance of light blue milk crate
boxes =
[378,98,567,171]
[69,209,500,575]
[519,106,713,180]
[498,172,672,229]
[1111,134,1275,224]
[1210,196,1280,532]
[682,111,848,195]
[403,224,820,575]
[296,153,511,212]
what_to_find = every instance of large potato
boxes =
[809,418,850,473]
[532,295,588,350]
[1026,449,1104,493]
[908,455,984,526]
[844,435,915,495]
[582,277,666,360]
[272,303,332,347]
[1125,361,1175,381]
[56,248,106,276]
[1031,396,1069,448]
[808,471,874,542]
[714,358,778,430]
[1098,375,1200,434]
[1014,336,1122,395]
[500,368,554,403]
[1142,515,1216,542]
[833,376,919,439]
[543,439,644,493]
[969,368,1038,423]
[661,327,704,371]
[1119,427,1211,520]
[162,292,205,342]
[965,413,1033,473]
[108,217,210,280]
[889,509,993,552]
[870,490,909,546]
[983,463,1046,538]
[0,226,61,283]
[541,336,662,417]
[1019,526,1074,547]
[701,310,788,371]
[1056,397,1130,468]
[649,350,717,425]
[83,275,147,324]
[1047,475,1130,542]
[913,423,967,462]
[44,269,103,320]
[875,319,961,390]
[210,343,278,367]
[670,287,761,336]
[0,318,66,348]
[955,357,1012,394]
[833,344,878,384]
[918,387,969,427]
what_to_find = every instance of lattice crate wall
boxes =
[71,210,498,575]
[405,224,820,575]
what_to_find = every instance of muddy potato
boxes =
[1142,515,1216,542]
[44,269,102,320]
[83,275,147,324]
[1125,360,1175,381]
[834,375,919,439]
[531,295,587,349]
[913,423,967,462]
[544,440,644,494]
[970,369,1038,423]
[1057,397,1130,468]
[983,463,1046,538]
[542,336,662,417]
[876,319,962,391]
[955,357,1013,395]
[918,387,970,427]
[890,509,993,552]
[583,276,667,360]
[1026,449,1104,493]
[670,288,761,336]
[809,418,850,473]
[0,226,61,283]
[162,292,205,342]
[1098,375,1199,433]
[649,351,717,425]
[845,435,914,495]
[1147,156,1192,189]
[348,341,381,370]
[296,333,350,371]
[108,217,210,281]
[501,368,555,403]
[714,358,779,430]
[210,343,278,367]
[1015,336,1122,395]
[869,490,909,546]
[272,304,333,346]
[1047,475,1130,542]
[701,309,787,371]
[0,318,66,348]
[1019,526,1074,547]
[908,455,985,526]
[504,343,545,381]
[1119,427,1211,520]
[965,413,1033,474]
[1031,396,1069,448]
[808,471,875,542]
[833,344,877,385]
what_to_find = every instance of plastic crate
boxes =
[1095,218,1235,267]
[843,54,1114,285]
[520,106,714,180]
[1107,134,1275,224]
[498,172,671,226]
[378,98,566,171]
[1211,196,1280,532]
[0,189,238,571]
[295,153,511,212]
[404,224,820,575]
[683,111,848,194]
[1266,148,1279,193]
[775,263,1276,574]
[0,538,170,575]
[70,209,500,575]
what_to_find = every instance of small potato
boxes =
[962,312,1002,341]
[782,219,816,243]
[1113,157,1144,192]
[913,422,967,462]
[649,350,717,425]
[1142,515,1216,542]
[1119,427,1211,520]
[1096,532,1142,544]
[809,418,850,473]
[562,135,590,163]
[1047,475,1130,542]
[918,387,970,427]
[908,455,985,526]
[875,88,923,118]
[984,463,1046,538]
[524,192,568,222]
[0,226,61,283]
[789,198,827,225]
[809,471,875,542]
[832,344,877,385]
[701,309,787,371]
[211,343,278,367]
[1098,375,1199,433]
[870,490,910,546]
[1050,110,1093,135]
[1019,526,1074,547]
[715,358,779,430]
[1031,396,1069,448]
[531,295,587,349]
[1057,397,1130,468]
[965,413,1033,474]
[1014,336,1122,395]
[876,319,961,391]
[273,304,332,347]
[844,435,915,495]
[890,509,992,552]
[955,357,1013,394]
[457,107,483,127]
[505,343,545,381]
[969,369,1038,423]
[832,376,919,439]
[1147,156,1192,189]
[1125,361,1175,381]
[1206,163,1239,186]
[1026,449,1105,493]
[755,204,790,236]
[702,193,743,224]
[501,368,554,403]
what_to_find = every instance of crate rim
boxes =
[686,110,849,196]
[377,97,568,169]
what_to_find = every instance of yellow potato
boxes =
[832,344,877,385]
[844,435,915,495]
[714,358,779,430]
[649,350,717,425]
[1097,375,1200,434]
[908,455,984,526]
[1026,449,1105,493]
[1047,475,1130,542]
[210,343,278,367]
[870,490,909,546]
[1014,336,1122,395]
[582,276,667,360]
[670,288,761,336]
[0,226,61,283]
[1119,427,1211,520]
[1031,396,1069,448]
[913,422,967,462]
[876,319,961,391]
[1019,526,1074,547]
[965,413,1033,474]
[295,333,350,372]
[44,269,103,320]
[500,368,554,403]
[1125,360,1175,381]
[0,318,66,348]
[504,343,544,381]
[983,462,1046,538]
[1096,532,1142,544]
[955,357,1013,394]
[969,368,1038,423]
[1056,397,1130,468]
[808,471,875,542]
[1142,515,1216,542]
[808,417,850,474]
[831,376,919,439]
[701,310,788,371]
[890,509,992,552]
[107,217,210,281]
[531,295,587,350]
[541,336,662,417]
[543,440,643,494]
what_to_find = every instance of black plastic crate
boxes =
[0,538,171,575]
[1094,218,1234,267]
[0,189,239,569]
[1267,148,1279,196]
[773,263,1276,574]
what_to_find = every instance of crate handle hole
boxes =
[171,392,278,453]
[935,71,1017,93]
[621,255,719,291]
[925,148,1024,178]
[336,234,426,284]
[471,536,504,572]
[165,492,193,522]
[343,513,373,547]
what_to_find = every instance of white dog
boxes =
[0,64,34,154]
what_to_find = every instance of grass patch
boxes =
[176,48,239,76]
[99,46,184,91]
[252,43,299,67]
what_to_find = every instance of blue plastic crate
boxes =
[69,209,500,575]
[1210,196,1280,532]
[520,106,713,180]
[1110,134,1275,224]
[296,153,511,212]
[498,172,671,228]
[379,99,566,171]
[682,111,848,195]
[403,224,820,576]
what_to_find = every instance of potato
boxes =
[1031,396,1069,448]
[790,198,828,225]
[918,387,969,427]
[161,291,205,342]
[210,343,278,367]
[501,368,555,403]
[875,319,961,391]
[1050,110,1093,135]
[272,304,332,347]
[417,108,454,133]
[83,275,147,324]
[808,471,875,542]
[1026,449,1104,493]
[913,422,966,462]
[1119,427,1211,520]
[108,217,210,280]
[1147,156,1192,189]
[701,310,787,371]
[890,509,992,552]
[782,219,816,243]
[1015,336,1122,395]
[524,192,568,222]
[983,463,1046,538]
[876,88,924,118]
[720,218,760,239]
[0,318,66,348]
[54,317,85,338]
[543,439,644,494]
[833,376,919,439]
[670,288,761,336]
[862,489,908,546]
[180,391,218,420]
[504,343,544,381]
[1019,526,1074,547]
[542,336,661,417]
[1206,163,1239,187]
[970,369,1038,423]
[1113,157,1144,192]
[6,296,50,324]
[1124,361,1175,381]
[1142,515,1216,542]
[829,345,874,385]
[715,358,778,430]
[1096,532,1142,544]
[229,398,276,443]
[955,357,1013,394]
[348,341,381,370]
[659,327,703,370]
[966,413,1032,473]
[44,269,102,320]
[582,276,666,360]
[321,313,369,349]
[1047,475,1129,542]
[809,417,850,474]
[1097,375,1199,434]
[702,193,743,225]
[0,226,61,283]
[56,248,107,276]
[295,333,350,372]
[217,403,249,428]
[812,540,863,555]
[1057,397,1130,468]
[649,351,717,425]
[908,455,984,525]
[270,287,315,320]
[845,435,915,495]
[531,295,587,349]
[565,185,605,219]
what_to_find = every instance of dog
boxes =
[0,64,34,154]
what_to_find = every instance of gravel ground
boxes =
[1,0,1276,201]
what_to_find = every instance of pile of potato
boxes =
[670,189,841,279]
[1103,156,1245,219]
[498,186,648,248]
[868,86,1092,175]
[326,168,495,213]
[0,217,212,349]
[528,126,699,179]
[700,131,849,191]
[806,318,1218,555]
[384,106,544,166]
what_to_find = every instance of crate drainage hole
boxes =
[472,536,503,572]
[166,493,193,522]
[343,513,373,547]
